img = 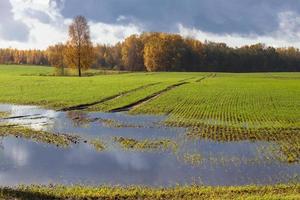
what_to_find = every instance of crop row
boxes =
[132,74,300,163]
[133,74,300,131]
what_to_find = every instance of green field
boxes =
[1,65,299,161]
[132,73,300,128]
[0,65,300,198]
[0,65,201,108]
[0,184,299,200]
[1,65,299,130]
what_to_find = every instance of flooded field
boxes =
[0,104,299,187]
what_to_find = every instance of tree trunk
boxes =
[78,54,81,77]
[78,65,81,77]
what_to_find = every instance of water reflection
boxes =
[67,111,91,127]
[0,104,57,131]
[0,104,299,186]
[0,137,298,186]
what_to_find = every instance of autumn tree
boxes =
[110,42,123,69]
[121,35,145,71]
[144,33,188,71]
[184,38,204,71]
[1,32,300,72]
[0,49,48,65]
[94,44,108,67]
[94,44,123,69]
[65,16,95,77]
[47,43,65,75]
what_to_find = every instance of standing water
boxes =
[0,104,299,186]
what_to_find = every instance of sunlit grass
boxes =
[0,65,201,109]
[89,138,105,151]
[0,111,9,118]
[114,136,178,151]
[0,184,298,200]
[0,125,78,147]
[0,65,299,163]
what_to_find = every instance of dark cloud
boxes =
[58,0,300,35]
[0,0,29,42]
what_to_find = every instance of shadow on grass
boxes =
[0,188,59,200]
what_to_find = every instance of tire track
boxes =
[195,73,216,82]
[109,74,213,113]
[109,81,189,113]
[58,82,160,111]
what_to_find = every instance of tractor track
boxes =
[58,82,160,111]
[109,74,213,113]
[109,81,189,112]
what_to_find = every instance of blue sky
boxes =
[1,0,300,49]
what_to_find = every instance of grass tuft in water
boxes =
[89,138,105,151]
[0,112,9,118]
[187,127,300,164]
[114,137,178,151]
[183,153,203,166]
[0,125,79,147]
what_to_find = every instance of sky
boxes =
[0,0,300,49]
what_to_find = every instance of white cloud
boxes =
[10,0,63,20]
[108,150,149,171]
[0,0,29,41]
[0,0,141,49]
[0,0,68,49]
[89,22,141,45]
[1,1,300,49]
[276,11,300,43]
[178,11,300,48]
[3,104,58,131]
[5,144,29,167]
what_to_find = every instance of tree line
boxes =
[0,48,48,66]
[94,33,300,72]
[1,20,300,73]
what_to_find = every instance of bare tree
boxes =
[65,16,95,77]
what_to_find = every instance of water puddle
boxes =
[0,104,299,186]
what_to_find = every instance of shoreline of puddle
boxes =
[0,103,299,187]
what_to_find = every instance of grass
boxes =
[183,153,203,166]
[0,65,299,157]
[187,127,300,163]
[0,66,299,159]
[0,184,298,200]
[0,111,9,118]
[97,117,143,128]
[132,74,300,130]
[0,65,201,109]
[53,67,129,76]
[88,82,176,111]
[0,65,299,197]
[0,65,53,76]
[114,137,178,151]
[89,138,105,151]
[129,73,300,163]
[0,125,79,147]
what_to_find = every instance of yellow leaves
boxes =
[46,43,65,69]
[143,33,192,71]
[65,16,95,76]
[121,35,145,71]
